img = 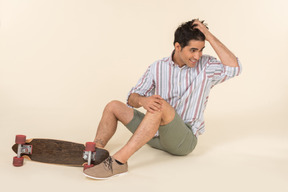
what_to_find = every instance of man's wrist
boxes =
[137,96,144,107]
[205,32,215,43]
[129,93,144,108]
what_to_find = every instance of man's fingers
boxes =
[153,95,164,105]
[147,103,162,113]
[153,95,164,100]
[153,103,162,111]
[143,95,164,113]
[192,19,209,30]
[147,107,158,113]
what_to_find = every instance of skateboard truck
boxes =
[83,151,96,162]
[83,142,96,170]
[13,135,32,167]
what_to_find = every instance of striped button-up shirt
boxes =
[127,52,242,136]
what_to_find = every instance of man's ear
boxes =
[174,42,182,52]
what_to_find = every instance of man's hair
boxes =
[173,19,208,48]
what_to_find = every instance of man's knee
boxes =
[160,100,172,110]
[104,100,123,112]
[158,100,175,126]
[104,100,134,124]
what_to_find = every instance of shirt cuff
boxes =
[126,91,134,108]
[224,58,242,77]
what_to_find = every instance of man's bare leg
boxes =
[113,101,175,163]
[93,100,134,148]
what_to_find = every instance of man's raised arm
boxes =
[193,19,239,67]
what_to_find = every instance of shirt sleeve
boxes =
[126,65,155,107]
[205,55,242,85]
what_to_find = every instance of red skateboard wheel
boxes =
[15,135,26,145]
[85,142,96,151]
[83,164,94,170]
[13,156,24,167]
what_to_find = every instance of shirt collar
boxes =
[169,50,176,66]
[169,50,189,69]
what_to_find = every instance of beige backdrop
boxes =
[1,0,287,191]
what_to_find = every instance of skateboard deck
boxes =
[12,138,109,167]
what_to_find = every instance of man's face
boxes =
[175,40,205,68]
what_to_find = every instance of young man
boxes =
[83,19,242,179]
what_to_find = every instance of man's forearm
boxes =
[128,93,143,108]
[207,34,239,67]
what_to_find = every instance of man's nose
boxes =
[194,52,201,60]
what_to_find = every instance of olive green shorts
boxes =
[125,109,197,156]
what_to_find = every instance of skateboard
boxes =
[12,135,109,169]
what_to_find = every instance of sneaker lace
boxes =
[103,156,113,172]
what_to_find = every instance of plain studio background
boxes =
[0,0,287,191]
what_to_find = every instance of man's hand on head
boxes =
[192,19,214,42]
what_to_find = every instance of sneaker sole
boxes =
[83,172,127,180]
